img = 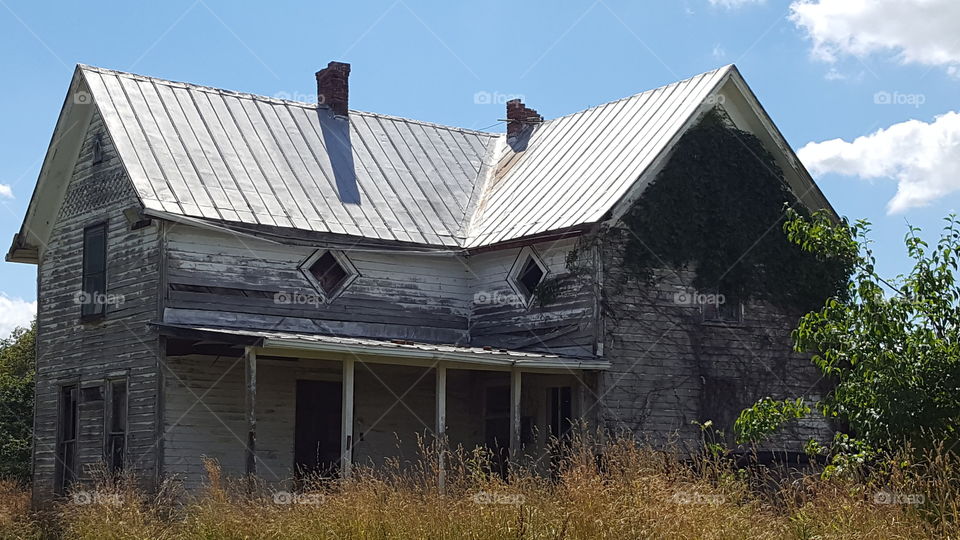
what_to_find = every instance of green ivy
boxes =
[617,109,851,313]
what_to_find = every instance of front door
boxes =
[294,380,342,479]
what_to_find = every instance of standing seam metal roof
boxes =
[78,64,732,248]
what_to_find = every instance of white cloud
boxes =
[0,184,12,199]
[709,0,765,8]
[0,294,35,339]
[798,111,960,213]
[790,0,960,73]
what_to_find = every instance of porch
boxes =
[157,325,609,488]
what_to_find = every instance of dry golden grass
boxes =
[1,434,955,539]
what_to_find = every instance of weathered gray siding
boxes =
[596,229,831,451]
[468,237,598,357]
[162,227,472,344]
[33,110,162,502]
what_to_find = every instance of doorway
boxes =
[294,380,342,479]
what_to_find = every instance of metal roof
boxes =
[157,324,611,370]
[76,64,732,248]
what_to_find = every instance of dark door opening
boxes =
[483,385,510,477]
[294,380,342,480]
[56,385,79,495]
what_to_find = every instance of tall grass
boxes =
[1,432,955,539]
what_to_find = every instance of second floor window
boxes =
[81,223,107,319]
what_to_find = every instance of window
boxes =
[299,249,359,302]
[105,380,127,473]
[56,385,79,495]
[81,223,107,320]
[507,247,548,306]
[548,387,573,439]
[701,288,743,323]
[92,133,104,164]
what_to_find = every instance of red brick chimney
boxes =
[506,98,542,138]
[316,61,351,117]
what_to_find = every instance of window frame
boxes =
[298,249,359,303]
[104,379,128,474]
[80,221,108,322]
[55,384,80,495]
[506,246,549,308]
[700,288,744,324]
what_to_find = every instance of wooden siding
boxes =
[468,237,597,357]
[162,227,472,344]
[597,230,832,451]
[33,110,162,503]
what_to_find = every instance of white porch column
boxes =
[510,368,522,461]
[243,347,257,478]
[436,362,447,489]
[341,359,355,478]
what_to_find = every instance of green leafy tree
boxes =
[0,323,35,482]
[736,211,960,453]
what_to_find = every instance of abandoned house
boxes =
[7,61,837,502]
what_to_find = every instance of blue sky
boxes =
[1,0,958,337]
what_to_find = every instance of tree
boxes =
[0,323,35,482]
[736,211,960,453]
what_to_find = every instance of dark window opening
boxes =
[92,134,104,164]
[81,223,107,320]
[105,380,127,473]
[516,257,545,297]
[483,386,510,478]
[548,386,573,439]
[702,288,743,323]
[309,251,349,296]
[56,385,79,495]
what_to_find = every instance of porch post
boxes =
[510,368,522,461]
[243,347,257,478]
[436,362,447,489]
[341,358,355,478]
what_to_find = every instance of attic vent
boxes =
[299,249,359,302]
[507,246,548,305]
[92,133,104,164]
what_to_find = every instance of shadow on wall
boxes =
[318,109,361,205]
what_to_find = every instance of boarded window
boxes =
[105,380,127,473]
[56,385,79,495]
[81,223,107,319]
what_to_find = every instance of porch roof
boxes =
[157,323,610,371]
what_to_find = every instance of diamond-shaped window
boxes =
[299,249,358,302]
[507,247,549,306]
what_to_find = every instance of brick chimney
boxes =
[506,98,542,138]
[316,61,351,117]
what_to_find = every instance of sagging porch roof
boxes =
[156,323,610,371]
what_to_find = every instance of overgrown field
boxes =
[2,435,956,539]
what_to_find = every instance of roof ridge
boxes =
[77,64,500,137]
